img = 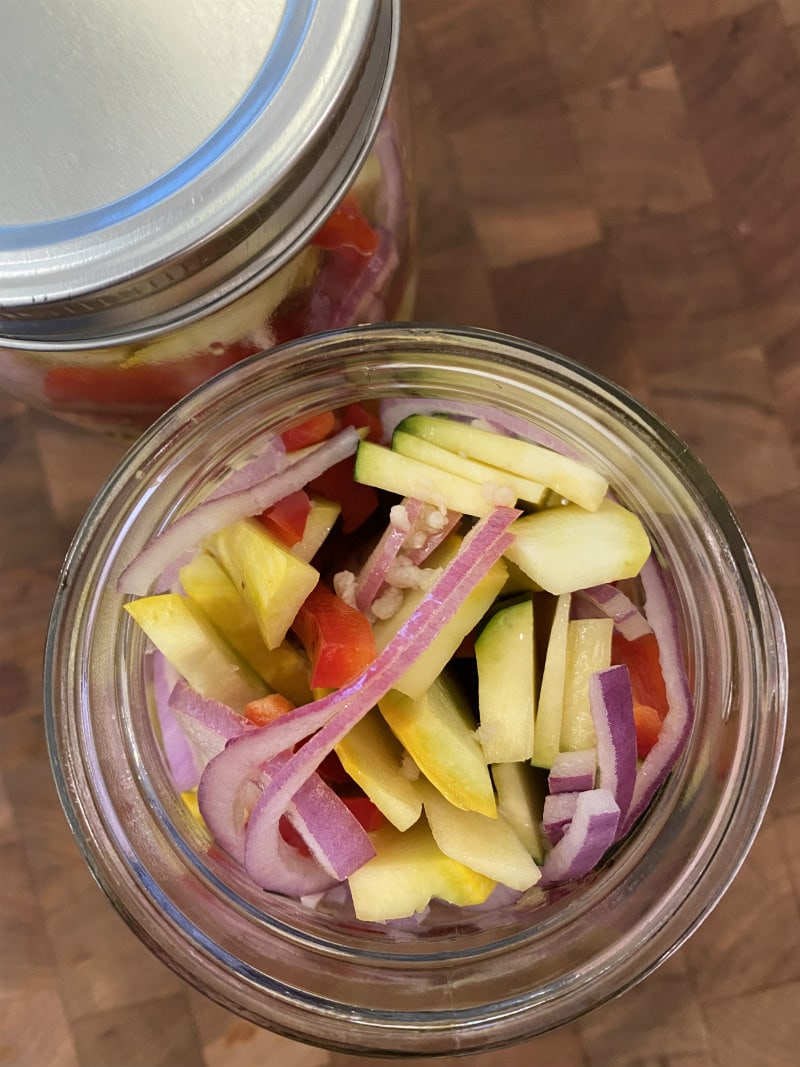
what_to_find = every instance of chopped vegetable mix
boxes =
[124,402,694,922]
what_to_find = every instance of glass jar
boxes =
[0,1,412,436]
[44,324,787,1057]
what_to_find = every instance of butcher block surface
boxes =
[1,2,799,1065]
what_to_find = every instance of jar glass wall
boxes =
[44,325,787,1056]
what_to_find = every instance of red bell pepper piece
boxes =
[311,195,380,255]
[43,339,261,410]
[243,693,296,728]
[341,794,384,832]
[341,401,384,443]
[257,489,312,547]
[291,582,377,689]
[280,411,337,452]
[279,816,311,857]
[307,455,379,533]
[633,702,663,759]
[316,750,351,786]
[278,793,383,857]
[611,631,670,720]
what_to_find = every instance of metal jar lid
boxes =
[0,0,399,345]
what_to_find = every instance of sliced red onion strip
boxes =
[157,554,198,595]
[568,596,601,623]
[373,118,407,239]
[245,770,376,894]
[192,723,373,895]
[306,229,399,334]
[540,788,621,886]
[379,398,582,459]
[168,680,253,772]
[205,749,343,897]
[403,508,462,566]
[340,229,400,329]
[198,725,316,864]
[589,665,637,826]
[548,749,597,794]
[577,584,652,641]
[285,777,376,880]
[245,806,339,896]
[152,653,200,791]
[205,434,287,501]
[542,791,580,846]
[619,556,695,836]
[197,507,519,879]
[354,498,425,612]
[118,427,360,595]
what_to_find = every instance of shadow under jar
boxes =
[0,0,413,436]
[45,324,787,1056]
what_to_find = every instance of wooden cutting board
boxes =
[1,2,798,1065]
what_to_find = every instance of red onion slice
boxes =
[197,708,336,863]
[589,665,637,825]
[334,229,400,329]
[548,749,596,794]
[542,791,580,846]
[197,507,519,883]
[118,428,360,595]
[354,498,425,612]
[540,788,621,886]
[619,556,695,836]
[373,118,407,239]
[245,770,376,894]
[198,738,373,897]
[152,653,201,791]
[245,805,339,897]
[304,230,399,335]
[576,584,652,641]
[168,680,253,771]
[403,507,462,567]
[161,437,289,589]
[193,751,264,862]
[205,434,287,501]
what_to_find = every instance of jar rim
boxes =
[44,324,788,1055]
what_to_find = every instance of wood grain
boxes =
[2,2,799,1065]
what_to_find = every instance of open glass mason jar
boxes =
[0,1,411,435]
[45,325,787,1057]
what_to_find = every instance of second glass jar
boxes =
[0,0,413,434]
